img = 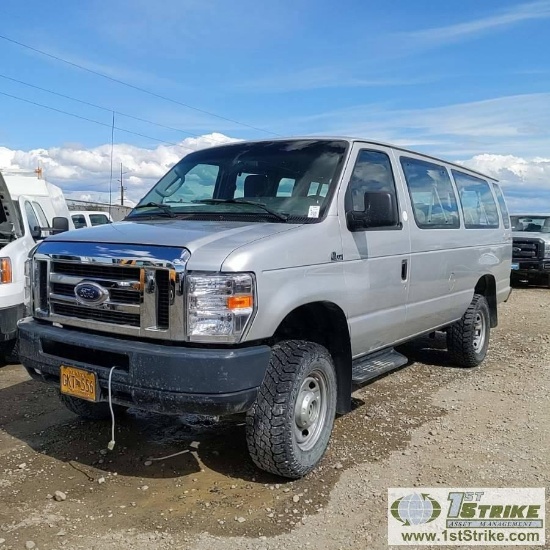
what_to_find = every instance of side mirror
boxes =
[52,216,69,234]
[363,191,396,228]
[30,225,42,240]
[347,191,397,230]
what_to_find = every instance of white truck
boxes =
[0,171,73,361]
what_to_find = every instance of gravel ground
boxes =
[0,288,548,550]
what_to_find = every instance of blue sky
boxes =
[0,0,549,210]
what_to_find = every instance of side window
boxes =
[24,201,41,238]
[89,214,110,226]
[400,157,460,229]
[492,184,510,229]
[346,149,399,227]
[452,171,500,229]
[32,202,51,237]
[72,214,87,228]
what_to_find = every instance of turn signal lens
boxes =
[0,258,12,284]
[227,295,253,310]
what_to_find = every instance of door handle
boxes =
[401,259,408,281]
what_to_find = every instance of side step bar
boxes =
[351,348,409,385]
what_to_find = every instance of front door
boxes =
[338,143,411,358]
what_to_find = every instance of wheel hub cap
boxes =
[294,371,328,451]
[472,312,486,351]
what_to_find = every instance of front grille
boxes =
[156,270,170,329]
[51,282,141,304]
[512,239,543,260]
[52,262,140,281]
[52,302,140,327]
[38,261,48,311]
[32,242,188,340]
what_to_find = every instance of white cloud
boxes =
[459,154,550,213]
[0,133,236,203]
[290,93,550,158]
[1,131,548,215]
[235,67,436,94]
[403,0,550,46]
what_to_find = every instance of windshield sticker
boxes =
[308,205,320,218]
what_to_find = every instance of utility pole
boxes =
[118,163,128,206]
[120,163,124,206]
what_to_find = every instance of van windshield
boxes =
[129,140,348,223]
[511,215,550,233]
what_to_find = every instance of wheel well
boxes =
[475,275,498,327]
[274,302,352,414]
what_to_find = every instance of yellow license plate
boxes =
[60,365,98,402]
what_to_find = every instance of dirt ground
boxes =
[0,288,548,550]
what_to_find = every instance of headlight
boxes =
[186,273,256,343]
[0,258,12,284]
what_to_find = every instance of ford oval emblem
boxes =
[74,282,109,305]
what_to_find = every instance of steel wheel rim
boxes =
[293,369,328,452]
[472,312,486,352]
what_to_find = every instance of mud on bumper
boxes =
[17,318,271,416]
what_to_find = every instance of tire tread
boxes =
[246,340,335,479]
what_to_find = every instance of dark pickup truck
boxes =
[511,214,550,287]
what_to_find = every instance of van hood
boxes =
[45,218,301,271]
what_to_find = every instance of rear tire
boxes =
[246,340,337,479]
[59,393,125,421]
[447,294,490,368]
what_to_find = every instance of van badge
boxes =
[331,252,344,262]
[74,282,109,306]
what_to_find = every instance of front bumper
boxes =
[0,303,26,342]
[511,259,550,280]
[18,318,272,415]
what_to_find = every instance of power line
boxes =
[0,72,226,142]
[0,33,280,137]
[0,89,178,146]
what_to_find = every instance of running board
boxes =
[351,348,409,385]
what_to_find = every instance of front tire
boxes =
[246,340,337,479]
[59,393,125,421]
[447,294,490,368]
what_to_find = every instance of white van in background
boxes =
[71,210,113,229]
[0,171,73,360]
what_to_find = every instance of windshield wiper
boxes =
[193,198,289,222]
[132,202,176,218]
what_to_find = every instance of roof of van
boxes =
[201,137,499,182]
[1,172,63,198]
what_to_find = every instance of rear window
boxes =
[452,171,499,229]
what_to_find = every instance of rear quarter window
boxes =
[452,171,500,229]
[492,184,510,229]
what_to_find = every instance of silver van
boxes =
[18,138,512,478]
